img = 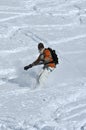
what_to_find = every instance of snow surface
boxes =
[0,0,86,130]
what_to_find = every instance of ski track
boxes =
[0,80,86,130]
[0,46,31,54]
[49,34,86,45]
[33,0,86,18]
[0,9,86,16]
[0,0,86,23]
[0,84,86,130]
[0,33,86,55]
[0,13,33,23]
[62,50,86,55]
[0,22,84,39]
[54,97,86,129]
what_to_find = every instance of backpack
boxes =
[48,47,59,65]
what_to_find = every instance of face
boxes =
[38,47,44,54]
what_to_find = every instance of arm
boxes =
[32,55,41,66]
[24,55,42,70]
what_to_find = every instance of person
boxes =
[24,43,56,86]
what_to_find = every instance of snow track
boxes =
[53,97,86,130]
[55,98,86,121]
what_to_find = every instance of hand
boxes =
[24,64,33,70]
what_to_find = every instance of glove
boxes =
[24,64,33,70]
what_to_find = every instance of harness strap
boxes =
[47,67,54,72]
[43,66,54,72]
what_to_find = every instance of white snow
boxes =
[0,0,86,130]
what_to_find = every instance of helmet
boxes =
[38,43,44,50]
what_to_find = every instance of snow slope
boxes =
[0,0,86,130]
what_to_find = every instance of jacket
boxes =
[33,48,56,68]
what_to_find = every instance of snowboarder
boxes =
[24,43,57,86]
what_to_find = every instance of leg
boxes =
[38,68,51,86]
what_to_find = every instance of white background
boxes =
[0,0,86,130]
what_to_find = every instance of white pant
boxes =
[37,67,54,86]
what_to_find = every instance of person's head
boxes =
[38,43,44,51]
